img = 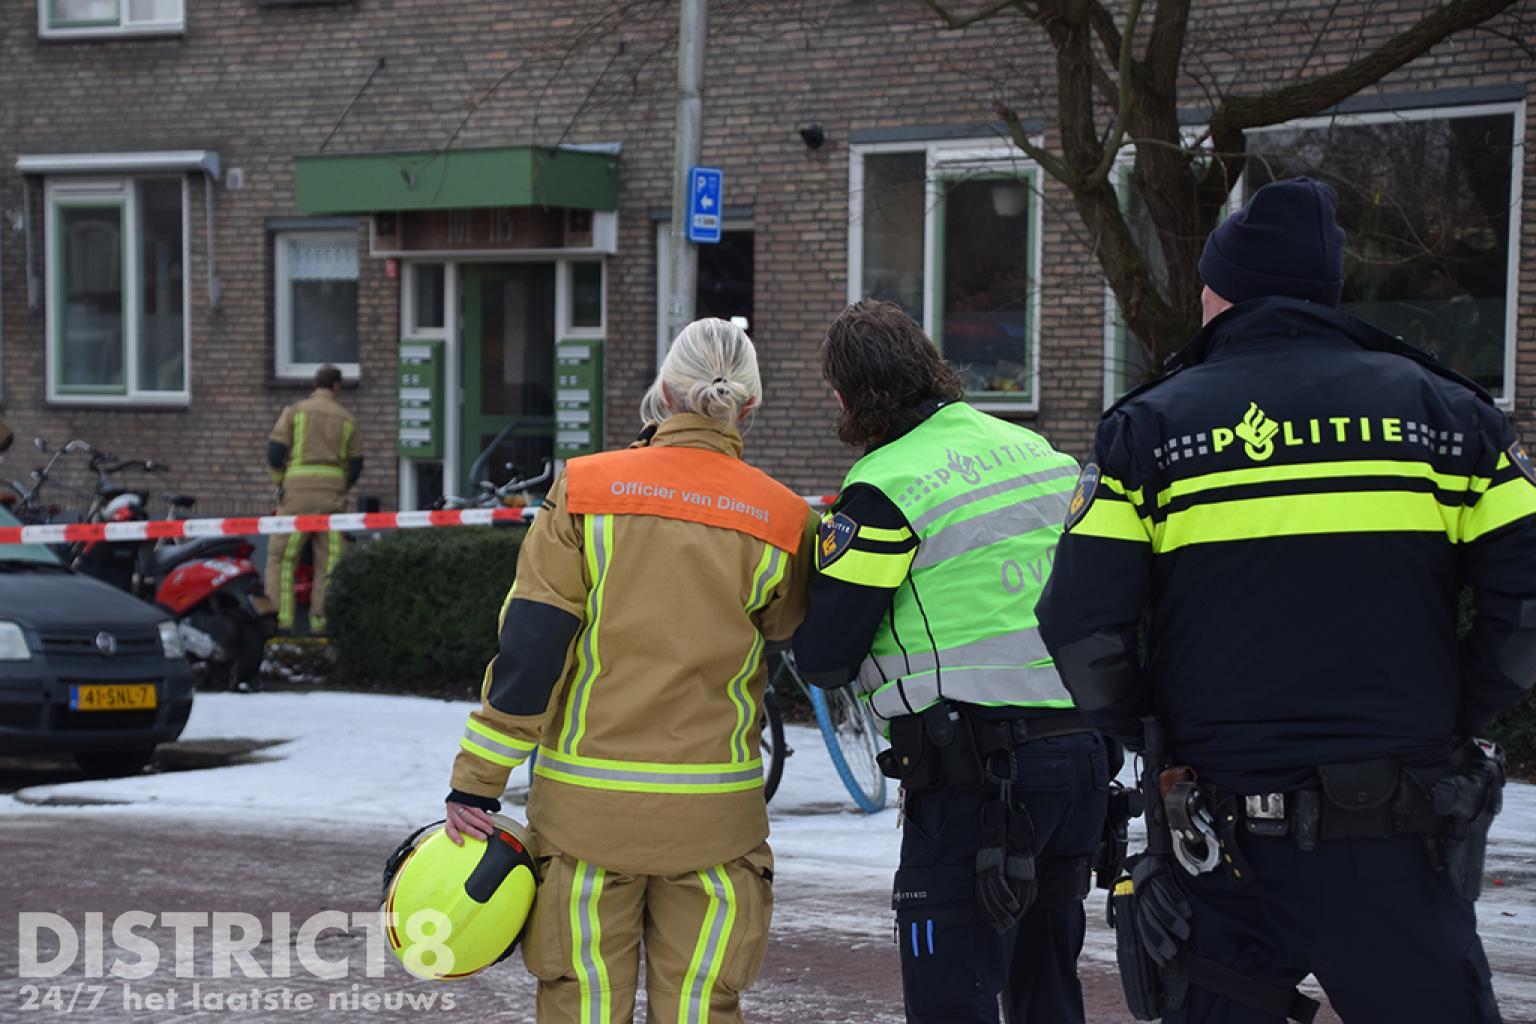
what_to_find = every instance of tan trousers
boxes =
[263,489,345,632]
[521,841,774,1024]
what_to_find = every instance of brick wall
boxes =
[0,0,1529,512]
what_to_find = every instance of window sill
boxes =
[47,394,190,409]
[274,363,360,383]
[969,399,1039,417]
[269,376,363,390]
[39,26,185,41]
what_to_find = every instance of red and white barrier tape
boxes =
[0,508,533,546]
[0,495,841,546]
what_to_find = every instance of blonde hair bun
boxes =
[640,319,762,427]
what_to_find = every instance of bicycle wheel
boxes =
[809,684,887,813]
[760,687,787,803]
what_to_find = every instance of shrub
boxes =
[325,526,524,696]
[1488,692,1536,774]
[1461,589,1536,772]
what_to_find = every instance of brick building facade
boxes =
[0,0,1529,515]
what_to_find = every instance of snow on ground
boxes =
[0,691,903,919]
[3,691,1533,1016]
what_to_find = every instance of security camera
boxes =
[798,124,827,150]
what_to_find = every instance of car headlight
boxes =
[0,622,31,661]
[159,621,186,660]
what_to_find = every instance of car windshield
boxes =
[0,506,62,566]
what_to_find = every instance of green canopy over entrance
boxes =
[294,146,619,214]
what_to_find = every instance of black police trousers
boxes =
[1165,831,1502,1023]
[894,732,1109,1023]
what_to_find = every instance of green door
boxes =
[460,264,557,488]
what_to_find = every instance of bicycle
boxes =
[434,459,554,511]
[762,649,887,814]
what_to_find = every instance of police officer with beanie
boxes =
[794,300,1110,1023]
[1038,177,1534,1022]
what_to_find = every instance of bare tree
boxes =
[922,0,1528,369]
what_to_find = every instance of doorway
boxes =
[460,263,557,488]
[655,221,755,366]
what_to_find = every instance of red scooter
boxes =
[73,450,275,690]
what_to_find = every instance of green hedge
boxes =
[1461,590,1536,771]
[1489,693,1536,773]
[325,527,524,696]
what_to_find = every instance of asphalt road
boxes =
[12,752,1536,1023]
[0,812,1152,1024]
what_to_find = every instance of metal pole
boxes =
[666,0,705,347]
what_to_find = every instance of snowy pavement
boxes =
[2,691,1533,1020]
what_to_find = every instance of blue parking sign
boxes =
[687,166,723,244]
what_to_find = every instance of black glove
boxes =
[446,788,502,813]
[1131,853,1193,965]
[976,797,1037,932]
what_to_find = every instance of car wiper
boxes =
[0,559,68,571]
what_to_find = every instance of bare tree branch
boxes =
[1211,0,1522,140]
[1290,0,1348,82]
[1142,0,1192,94]
[922,0,1022,30]
[1081,0,1145,190]
[1084,0,1126,64]
[996,102,1074,182]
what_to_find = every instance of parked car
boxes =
[0,504,197,776]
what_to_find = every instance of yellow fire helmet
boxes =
[381,814,539,980]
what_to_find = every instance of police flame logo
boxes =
[1235,402,1280,462]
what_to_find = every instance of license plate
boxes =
[250,594,276,616]
[70,684,158,712]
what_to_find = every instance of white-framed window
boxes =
[558,260,605,339]
[274,229,360,380]
[40,0,184,38]
[403,261,447,338]
[45,177,189,404]
[849,140,1043,410]
[1245,101,1524,405]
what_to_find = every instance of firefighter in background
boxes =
[792,301,1110,1024]
[265,364,362,634]
[1037,178,1530,1021]
[443,319,816,1024]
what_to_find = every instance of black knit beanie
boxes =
[1199,177,1345,307]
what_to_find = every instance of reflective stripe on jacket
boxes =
[827,402,1080,719]
[449,414,817,875]
[269,389,358,494]
[1037,296,1536,792]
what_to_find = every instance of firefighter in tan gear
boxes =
[264,364,362,633]
[444,319,815,1024]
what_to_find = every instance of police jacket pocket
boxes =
[1317,759,1399,839]
[520,855,574,983]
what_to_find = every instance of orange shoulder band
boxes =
[566,446,807,552]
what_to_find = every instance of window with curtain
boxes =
[275,230,360,377]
